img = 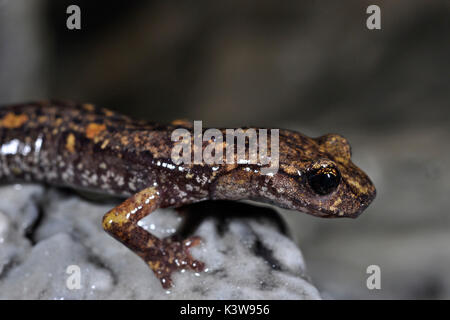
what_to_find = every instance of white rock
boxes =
[0,184,320,299]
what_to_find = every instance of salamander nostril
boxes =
[307,166,341,195]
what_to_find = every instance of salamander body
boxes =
[0,100,376,288]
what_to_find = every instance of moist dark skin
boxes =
[0,100,376,288]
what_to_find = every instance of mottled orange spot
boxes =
[148,261,160,270]
[86,123,106,139]
[120,136,129,145]
[83,103,95,111]
[66,133,76,153]
[101,139,109,149]
[224,164,238,172]
[102,109,114,117]
[0,112,28,128]
[38,115,48,123]
[55,118,63,126]
[171,119,192,127]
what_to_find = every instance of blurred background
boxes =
[0,0,449,299]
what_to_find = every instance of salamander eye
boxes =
[307,166,341,195]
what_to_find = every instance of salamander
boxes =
[0,100,376,288]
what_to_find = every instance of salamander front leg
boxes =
[102,187,204,288]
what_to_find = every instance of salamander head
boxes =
[266,132,376,218]
[211,131,376,218]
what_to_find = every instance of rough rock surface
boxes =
[0,184,320,299]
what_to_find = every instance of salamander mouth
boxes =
[351,187,377,217]
[287,197,335,218]
[333,187,377,218]
[289,186,377,219]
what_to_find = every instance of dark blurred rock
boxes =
[0,0,47,103]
